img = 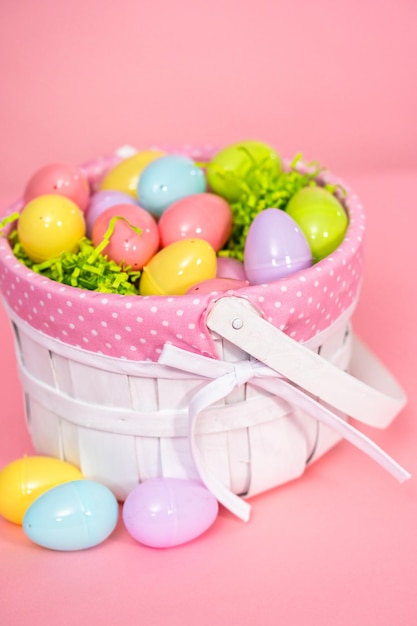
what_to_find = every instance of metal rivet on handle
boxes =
[232,318,243,330]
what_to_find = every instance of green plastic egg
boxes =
[206,141,282,202]
[285,186,348,262]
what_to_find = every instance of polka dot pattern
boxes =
[0,148,364,362]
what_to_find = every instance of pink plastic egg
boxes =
[24,163,90,212]
[86,190,137,237]
[122,478,219,548]
[216,256,247,280]
[158,193,232,251]
[187,277,249,294]
[92,204,159,270]
[244,208,312,284]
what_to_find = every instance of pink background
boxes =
[0,1,416,624]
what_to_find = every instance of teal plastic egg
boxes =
[137,155,206,217]
[285,186,348,262]
[22,480,119,551]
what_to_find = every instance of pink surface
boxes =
[1,0,416,201]
[1,1,416,624]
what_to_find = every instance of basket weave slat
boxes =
[10,312,352,502]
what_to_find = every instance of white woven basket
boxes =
[0,147,408,520]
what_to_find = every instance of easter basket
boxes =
[0,145,409,521]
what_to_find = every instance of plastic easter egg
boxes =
[206,141,282,202]
[92,204,160,271]
[216,256,247,280]
[285,186,348,262]
[137,155,206,217]
[99,150,165,199]
[22,480,119,551]
[122,478,219,548]
[17,195,86,262]
[0,456,83,525]
[24,163,90,212]
[187,277,249,294]
[139,238,217,296]
[158,193,232,251]
[244,208,312,284]
[86,190,137,237]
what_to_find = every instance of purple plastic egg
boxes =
[244,208,312,284]
[85,190,137,237]
[122,478,219,548]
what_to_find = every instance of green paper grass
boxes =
[218,155,326,261]
[9,231,141,295]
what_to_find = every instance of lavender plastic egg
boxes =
[244,208,312,284]
[86,190,137,236]
[122,478,219,548]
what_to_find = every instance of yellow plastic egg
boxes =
[17,195,86,262]
[99,150,166,198]
[0,456,84,524]
[140,238,217,296]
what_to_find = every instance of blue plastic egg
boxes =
[122,478,219,548]
[137,155,206,217]
[22,480,119,551]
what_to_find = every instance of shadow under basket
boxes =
[0,149,409,521]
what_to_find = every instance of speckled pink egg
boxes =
[24,163,90,212]
[92,204,159,270]
[216,256,247,280]
[187,277,249,294]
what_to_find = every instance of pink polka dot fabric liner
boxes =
[0,148,365,362]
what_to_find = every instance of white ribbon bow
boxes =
[159,343,410,521]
